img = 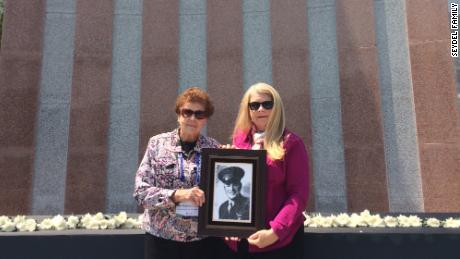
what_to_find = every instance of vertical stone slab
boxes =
[406,0,460,212]
[243,0,272,88]
[374,0,424,212]
[307,0,347,212]
[0,0,45,214]
[139,1,179,157]
[178,0,207,93]
[178,0,207,135]
[271,0,314,210]
[64,0,113,213]
[336,0,389,212]
[207,0,244,143]
[106,0,142,213]
[32,0,76,214]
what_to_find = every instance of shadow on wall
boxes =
[455,58,460,117]
[0,0,4,49]
[453,35,460,117]
[458,94,460,117]
[449,0,460,117]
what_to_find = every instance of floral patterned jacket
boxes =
[133,128,220,242]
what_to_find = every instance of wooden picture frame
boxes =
[198,148,266,237]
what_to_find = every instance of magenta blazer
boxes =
[225,129,309,253]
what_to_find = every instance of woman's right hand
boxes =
[173,187,205,206]
[224,237,240,242]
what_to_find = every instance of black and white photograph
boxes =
[212,163,253,223]
[198,148,266,237]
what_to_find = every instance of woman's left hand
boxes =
[224,237,240,242]
[220,144,236,149]
[247,228,279,248]
[173,187,205,207]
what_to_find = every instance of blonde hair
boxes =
[233,82,286,160]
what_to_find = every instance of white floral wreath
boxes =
[2,209,460,232]
[0,212,141,232]
[303,210,460,228]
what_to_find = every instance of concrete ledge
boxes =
[1,227,460,259]
[0,229,144,259]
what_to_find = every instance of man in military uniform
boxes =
[217,166,250,220]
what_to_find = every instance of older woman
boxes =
[134,87,220,259]
[221,82,309,259]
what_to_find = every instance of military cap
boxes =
[217,166,244,185]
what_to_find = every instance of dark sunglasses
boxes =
[180,108,207,120]
[248,101,274,111]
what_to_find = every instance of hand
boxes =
[224,237,240,242]
[247,229,279,248]
[220,144,236,149]
[173,187,205,206]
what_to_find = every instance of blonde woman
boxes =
[220,83,309,259]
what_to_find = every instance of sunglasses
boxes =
[248,101,274,111]
[180,108,207,120]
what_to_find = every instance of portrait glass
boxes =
[212,162,253,223]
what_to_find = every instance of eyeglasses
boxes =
[180,108,207,120]
[248,101,274,111]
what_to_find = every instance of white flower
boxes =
[348,213,367,227]
[114,212,127,227]
[0,216,9,226]
[99,219,109,230]
[397,215,412,228]
[86,220,100,230]
[1,220,16,232]
[408,215,422,227]
[319,216,334,228]
[133,217,141,228]
[52,215,67,230]
[38,218,53,230]
[360,210,371,217]
[334,213,350,227]
[25,219,38,231]
[13,215,26,224]
[303,214,311,226]
[383,216,398,228]
[80,213,92,228]
[361,210,375,227]
[307,214,323,228]
[16,219,37,232]
[94,212,105,221]
[344,214,359,228]
[425,218,441,228]
[367,215,385,228]
[108,219,117,229]
[17,221,28,231]
[345,219,358,228]
[444,218,460,228]
[66,215,80,229]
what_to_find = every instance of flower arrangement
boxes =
[3,210,460,232]
[0,212,141,232]
[303,210,460,228]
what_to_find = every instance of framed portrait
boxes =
[198,148,266,237]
